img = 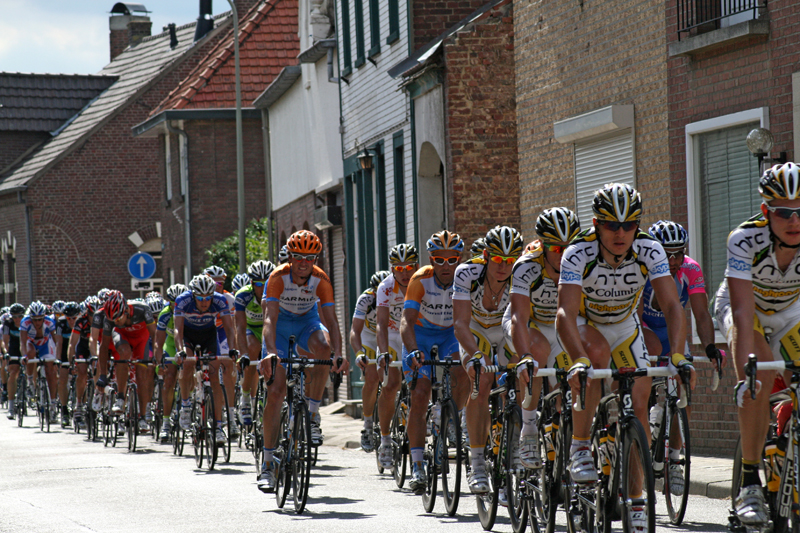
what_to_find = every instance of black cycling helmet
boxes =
[63,302,81,318]
[9,303,25,316]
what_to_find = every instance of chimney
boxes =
[194,0,214,42]
[109,3,152,61]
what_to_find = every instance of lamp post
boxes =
[227,0,246,274]
[747,127,787,173]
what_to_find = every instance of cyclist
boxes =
[556,183,695,531]
[96,290,157,433]
[153,284,187,441]
[640,220,724,496]
[232,273,251,294]
[4,303,25,419]
[20,301,60,422]
[0,306,7,404]
[402,230,466,493]
[715,162,800,526]
[453,225,524,494]
[470,238,486,258]
[69,297,101,425]
[351,269,390,452]
[174,275,238,445]
[505,208,581,473]
[278,245,290,264]
[55,302,80,426]
[205,265,240,438]
[257,230,347,493]
[234,260,275,426]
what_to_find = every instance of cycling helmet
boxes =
[484,226,524,256]
[370,270,390,290]
[648,220,688,249]
[145,291,162,301]
[51,300,66,315]
[470,238,486,257]
[536,207,581,244]
[278,245,290,264]
[97,288,111,302]
[9,303,25,316]
[592,183,642,222]
[147,297,165,314]
[166,284,188,303]
[78,302,87,316]
[286,230,322,255]
[0,306,8,316]
[189,274,216,296]
[232,273,251,293]
[83,296,102,315]
[63,302,80,318]
[28,301,48,318]
[203,265,227,279]
[103,290,127,320]
[248,260,275,281]
[46,304,53,315]
[389,243,419,264]
[426,230,464,253]
[759,162,800,202]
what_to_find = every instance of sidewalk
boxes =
[319,404,735,500]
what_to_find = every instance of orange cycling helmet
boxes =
[287,230,322,255]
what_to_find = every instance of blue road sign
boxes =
[128,252,156,280]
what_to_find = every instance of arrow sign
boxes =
[128,252,156,280]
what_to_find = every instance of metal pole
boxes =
[228,1,246,273]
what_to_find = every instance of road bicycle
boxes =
[9,356,27,427]
[187,350,231,471]
[30,357,53,433]
[73,355,99,440]
[383,359,409,488]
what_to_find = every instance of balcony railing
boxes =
[677,0,765,39]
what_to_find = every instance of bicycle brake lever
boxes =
[522,361,535,410]
[470,358,481,401]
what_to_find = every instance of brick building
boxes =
[0,4,229,305]
[133,0,296,284]
[667,0,800,456]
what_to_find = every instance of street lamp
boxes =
[747,127,787,171]
[227,0,246,274]
[357,147,375,170]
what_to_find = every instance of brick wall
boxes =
[0,131,50,174]
[411,0,488,51]
[514,0,669,239]
[443,1,519,247]
[0,199,29,306]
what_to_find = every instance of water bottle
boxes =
[649,402,665,472]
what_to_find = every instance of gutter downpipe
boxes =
[327,46,338,83]
[261,108,275,263]
[166,121,191,282]
[20,191,33,301]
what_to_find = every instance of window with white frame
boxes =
[574,130,635,226]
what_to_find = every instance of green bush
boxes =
[204,217,273,291]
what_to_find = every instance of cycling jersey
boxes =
[156,307,176,357]
[559,228,671,324]
[235,285,265,337]
[56,317,71,362]
[452,258,510,329]
[72,315,92,358]
[101,301,154,337]
[720,214,800,315]
[376,275,404,334]
[2,315,21,358]
[353,287,378,333]
[404,265,454,330]
[19,316,57,347]
[507,245,559,325]
[265,263,334,316]
[641,255,706,330]
[174,291,231,330]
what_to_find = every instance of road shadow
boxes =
[263,509,374,520]
[308,496,363,505]
[658,520,729,532]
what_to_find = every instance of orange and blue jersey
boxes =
[265,263,334,316]
[403,265,454,330]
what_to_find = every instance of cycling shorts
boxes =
[465,319,514,366]
[641,324,690,361]
[361,329,377,361]
[245,324,263,343]
[183,326,220,358]
[216,327,230,356]
[566,315,650,370]
[27,339,56,362]
[716,293,800,363]
[75,338,91,359]
[503,316,573,386]
[262,307,328,363]
[111,327,151,362]
[402,325,459,381]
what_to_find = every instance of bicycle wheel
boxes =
[193,396,204,468]
[275,402,290,509]
[219,382,232,463]
[16,377,25,427]
[373,403,383,474]
[478,403,500,530]
[292,401,313,514]
[127,386,138,452]
[421,409,439,513]
[663,406,690,525]
[38,381,45,432]
[441,400,462,517]
[619,420,656,533]
[204,387,217,471]
[503,405,527,532]
[151,379,163,442]
[391,394,408,488]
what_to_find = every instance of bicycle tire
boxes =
[276,402,290,509]
[152,379,163,442]
[478,399,500,531]
[193,395,204,468]
[127,385,138,453]
[373,401,383,474]
[391,393,408,488]
[422,407,439,513]
[505,405,528,533]
[620,420,656,533]
[220,382,232,464]
[441,399,462,517]
[544,400,571,533]
[663,406,690,525]
[38,380,45,432]
[292,401,313,514]
[204,387,217,471]
[17,377,25,427]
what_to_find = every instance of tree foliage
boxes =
[204,217,272,291]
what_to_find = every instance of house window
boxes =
[387,0,399,44]
[368,0,380,57]
[165,134,173,202]
[341,0,352,75]
[393,131,405,242]
[354,0,366,68]
[573,131,635,226]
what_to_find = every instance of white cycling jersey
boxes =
[353,288,378,332]
[559,228,671,324]
[506,246,558,325]
[376,275,404,334]
[452,258,510,329]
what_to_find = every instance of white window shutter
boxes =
[574,131,635,226]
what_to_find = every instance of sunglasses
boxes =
[664,248,685,260]
[542,243,568,254]
[252,280,266,287]
[431,256,460,266]
[194,294,214,302]
[765,205,800,220]
[488,254,517,265]
[291,253,317,262]
[31,317,44,322]
[392,264,416,273]
[599,220,639,232]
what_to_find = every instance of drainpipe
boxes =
[261,109,275,263]
[327,46,338,83]
[21,192,33,301]
[166,121,191,281]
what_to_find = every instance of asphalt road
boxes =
[0,412,732,533]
